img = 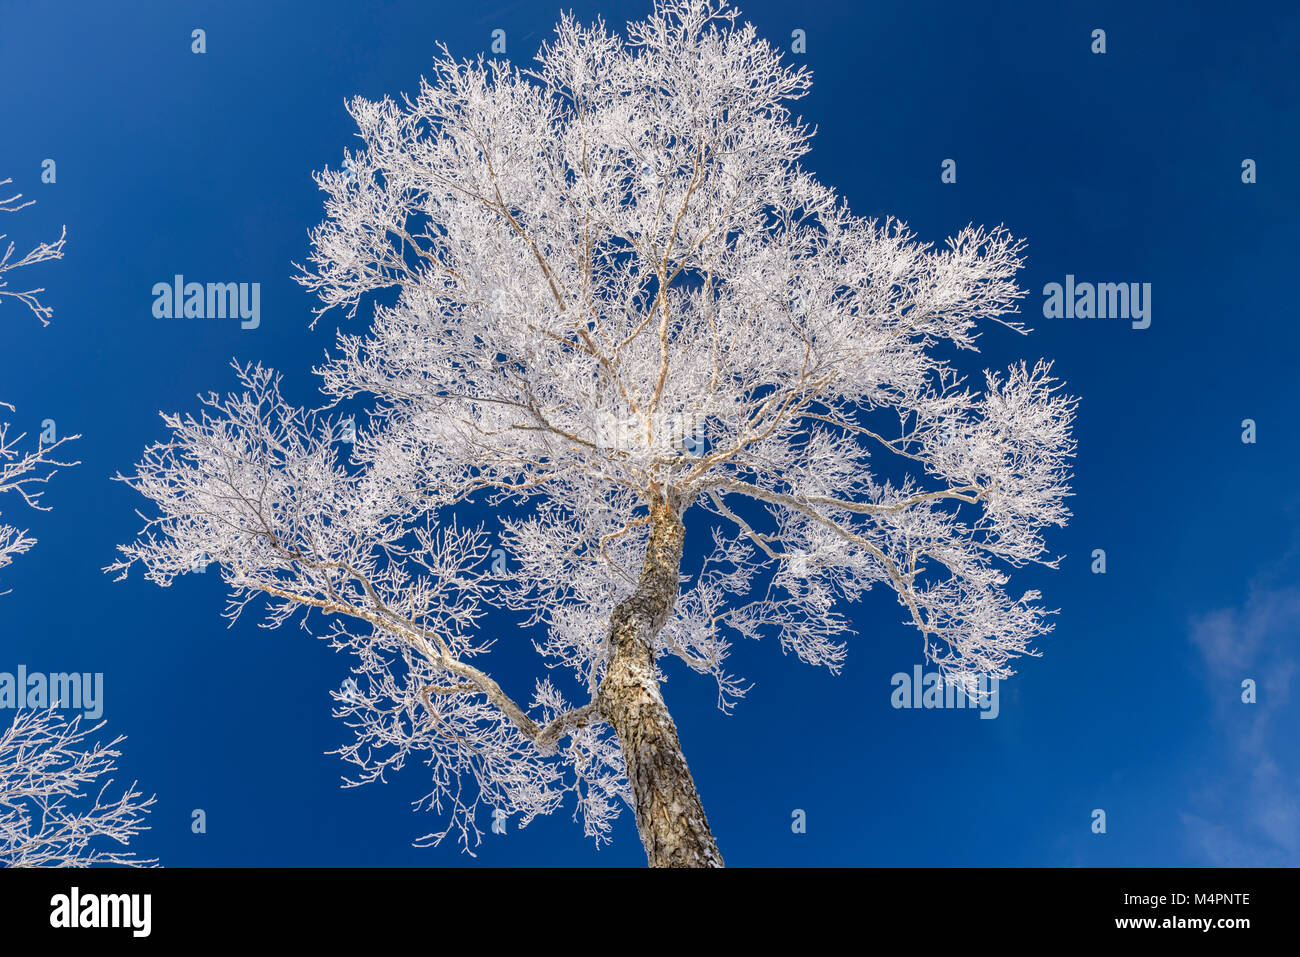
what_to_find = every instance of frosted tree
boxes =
[112,0,1076,867]
[0,181,153,867]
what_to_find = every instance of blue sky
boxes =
[0,0,1297,866]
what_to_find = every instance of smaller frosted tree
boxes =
[0,178,65,325]
[0,180,153,867]
[0,179,76,575]
[0,709,156,867]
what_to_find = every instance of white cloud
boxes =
[1184,584,1300,864]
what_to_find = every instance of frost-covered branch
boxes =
[0,709,156,867]
[0,415,79,579]
[0,179,66,325]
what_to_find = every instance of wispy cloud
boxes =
[1184,584,1300,864]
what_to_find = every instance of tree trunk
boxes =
[597,492,723,868]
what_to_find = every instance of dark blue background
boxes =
[1,0,1297,866]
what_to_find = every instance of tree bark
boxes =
[597,492,723,867]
